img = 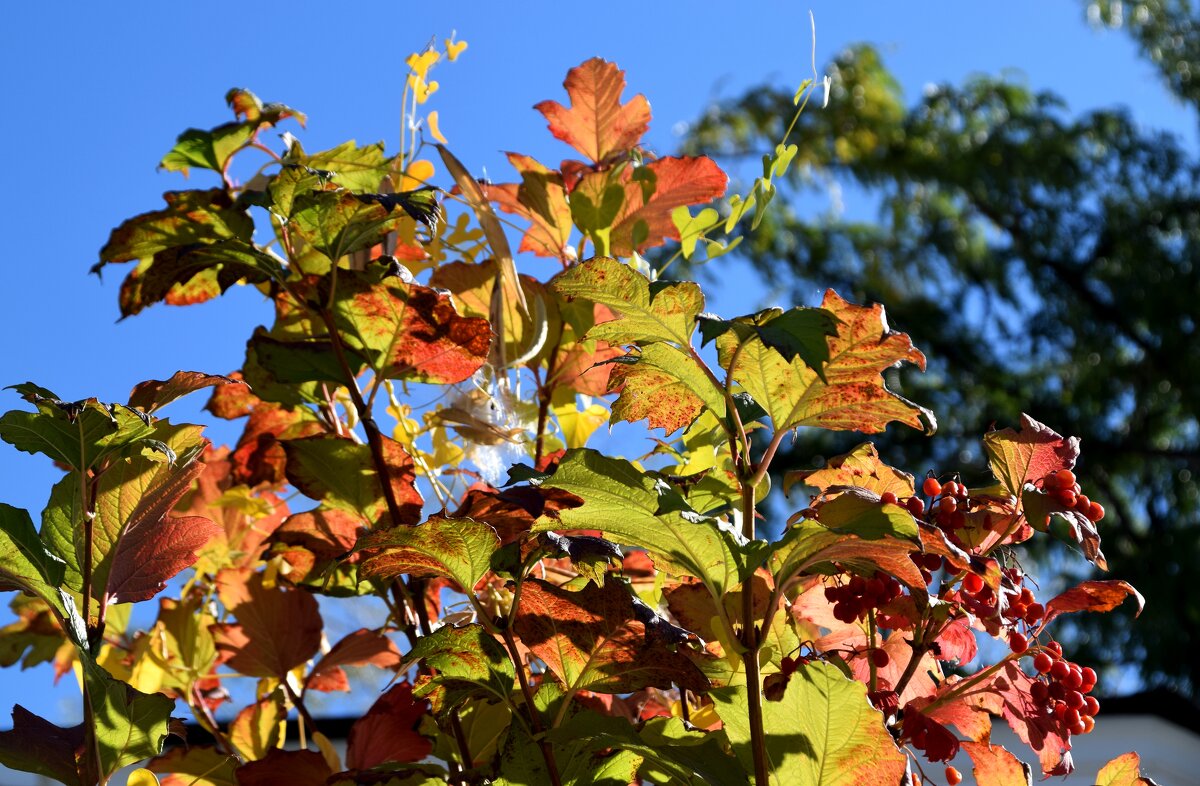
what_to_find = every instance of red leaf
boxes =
[514,578,707,694]
[574,156,728,256]
[1044,579,1144,626]
[452,484,583,546]
[961,740,1033,786]
[901,708,960,762]
[107,514,221,604]
[235,749,330,786]
[230,404,323,487]
[205,371,257,419]
[345,682,432,770]
[983,414,1080,500]
[535,58,651,164]
[129,371,243,414]
[972,661,1073,777]
[273,507,363,560]
[933,618,979,666]
[306,628,402,693]
[485,153,574,258]
[211,570,322,678]
[0,705,85,786]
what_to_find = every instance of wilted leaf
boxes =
[535,58,650,164]
[211,570,322,678]
[345,682,432,770]
[711,661,907,786]
[983,415,1080,500]
[513,578,707,694]
[719,289,933,435]
[128,372,242,414]
[1043,580,1144,625]
[357,516,499,591]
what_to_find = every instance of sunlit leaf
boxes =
[229,690,284,761]
[357,516,499,592]
[711,661,907,786]
[962,741,1033,786]
[785,442,916,498]
[484,153,574,258]
[128,372,242,415]
[534,57,651,164]
[148,744,238,786]
[117,240,284,318]
[402,623,515,713]
[607,343,725,435]
[0,504,65,604]
[160,122,256,175]
[1043,579,1144,625]
[283,434,422,527]
[211,569,322,678]
[1095,751,1161,786]
[983,414,1080,501]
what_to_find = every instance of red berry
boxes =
[963,572,984,594]
[1053,469,1077,489]
[1070,719,1087,736]
[906,496,926,517]
[1074,493,1091,513]
[1009,631,1028,653]
[1055,488,1078,507]
[1080,666,1097,690]
[923,477,942,497]
[1064,707,1081,728]
[1024,602,1045,624]
[945,766,962,786]
[939,497,958,515]
[1050,660,1071,681]
[1066,690,1085,710]
[1063,667,1083,691]
[1045,641,1063,659]
[942,480,959,498]
[922,553,944,571]
[1033,652,1053,674]
[880,491,899,505]
[1081,715,1096,734]
[1083,695,1100,716]
[1087,501,1105,522]
[1030,681,1049,703]
[872,649,890,668]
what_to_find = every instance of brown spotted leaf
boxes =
[211,569,322,678]
[535,58,651,164]
[719,289,933,435]
[512,578,707,694]
[552,256,704,346]
[272,507,362,560]
[606,343,725,435]
[345,682,432,770]
[785,442,915,498]
[229,403,323,487]
[983,415,1080,500]
[1043,580,1144,626]
[962,741,1033,786]
[356,516,499,592]
[332,264,491,384]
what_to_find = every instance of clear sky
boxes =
[0,0,1195,728]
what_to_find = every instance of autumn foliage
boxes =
[0,40,1153,786]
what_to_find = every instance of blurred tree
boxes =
[680,44,1200,696]
[1085,0,1200,108]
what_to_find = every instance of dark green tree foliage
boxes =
[682,45,1200,695]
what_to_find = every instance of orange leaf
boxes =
[306,628,402,694]
[786,442,916,498]
[983,414,1080,500]
[484,153,574,258]
[1043,579,1144,626]
[961,741,1033,786]
[535,58,651,164]
[211,570,322,678]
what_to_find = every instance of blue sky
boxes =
[0,1,1195,727]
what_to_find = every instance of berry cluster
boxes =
[1003,583,1045,651]
[1029,641,1100,736]
[1042,469,1105,522]
[824,573,903,624]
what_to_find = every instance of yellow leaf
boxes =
[552,392,609,449]
[231,689,285,760]
[312,731,343,773]
[445,38,468,61]
[427,110,448,144]
[405,50,440,80]
[401,159,436,191]
[128,769,160,786]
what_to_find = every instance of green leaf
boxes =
[331,263,491,385]
[357,516,500,592]
[533,449,749,600]
[95,189,253,273]
[711,661,907,786]
[303,140,389,193]
[815,490,921,540]
[671,205,720,259]
[552,257,704,345]
[0,395,158,473]
[117,240,284,318]
[83,657,175,779]
[0,504,65,609]
[282,434,423,526]
[401,623,515,713]
[717,289,933,435]
[247,331,356,385]
[607,343,725,435]
[160,122,256,175]
[289,190,436,262]
[770,519,924,596]
[561,748,642,785]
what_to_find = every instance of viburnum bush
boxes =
[0,39,1155,786]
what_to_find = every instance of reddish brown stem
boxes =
[502,625,563,786]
